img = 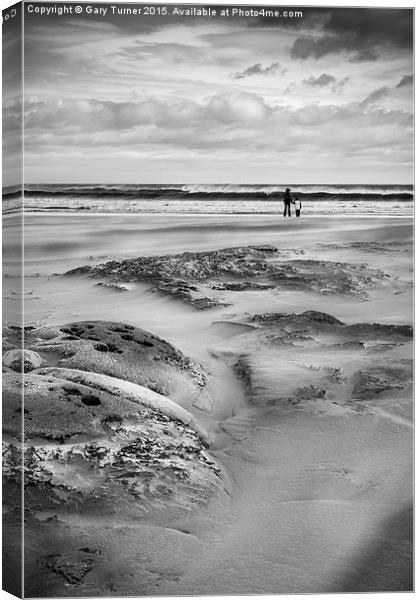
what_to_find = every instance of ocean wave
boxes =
[2,183,414,203]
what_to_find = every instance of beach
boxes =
[3,212,413,596]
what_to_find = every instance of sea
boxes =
[2,183,414,216]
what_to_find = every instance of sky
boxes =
[3,3,414,184]
[2,2,22,187]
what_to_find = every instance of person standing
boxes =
[294,198,302,217]
[283,187,292,217]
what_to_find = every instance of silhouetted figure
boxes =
[294,198,302,217]
[283,187,292,217]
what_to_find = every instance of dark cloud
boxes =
[361,87,390,106]
[3,3,23,187]
[348,48,380,63]
[290,8,413,61]
[291,36,381,62]
[323,9,413,48]
[24,4,413,50]
[303,73,336,87]
[397,74,413,88]
[2,4,22,97]
[232,62,281,80]
[302,74,349,93]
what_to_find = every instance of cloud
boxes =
[333,76,350,93]
[291,36,380,62]
[348,48,379,62]
[232,62,281,79]
[206,91,270,121]
[290,8,412,61]
[322,9,413,49]
[361,86,390,106]
[303,73,336,87]
[21,90,412,154]
[18,7,413,184]
[302,73,349,93]
[396,74,413,88]
[22,91,271,139]
[21,88,413,184]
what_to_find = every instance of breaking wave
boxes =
[3,183,414,203]
[2,183,413,215]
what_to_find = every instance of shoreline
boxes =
[4,211,415,218]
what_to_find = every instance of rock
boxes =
[64,246,279,309]
[24,320,208,410]
[63,246,394,307]
[346,322,413,339]
[300,310,345,326]
[319,241,406,254]
[41,551,96,585]
[249,311,412,344]
[3,369,223,515]
[3,349,44,372]
[65,245,279,282]
[151,279,230,310]
[251,310,344,327]
[4,368,207,440]
[209,281,274,291]
[323,366,346,383]
[294,385,327,400]
[269,259,391,299]
[352,365,412,399]
[189,297,230,310]
[94,282,129,292]
[219,311,412,413]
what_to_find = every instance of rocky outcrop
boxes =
[249,311,412,343]
[251,310,345,327]
[3,318,229,595]
[63,245,394,308]
[3,369,222,516]
[65,245,279,282]
[352,364,412,399]
[3,319,226,526]
[21,320,209,410]
[218,310,413,412]
[319,241,409,253]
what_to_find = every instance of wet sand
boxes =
[3,214,413,595]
